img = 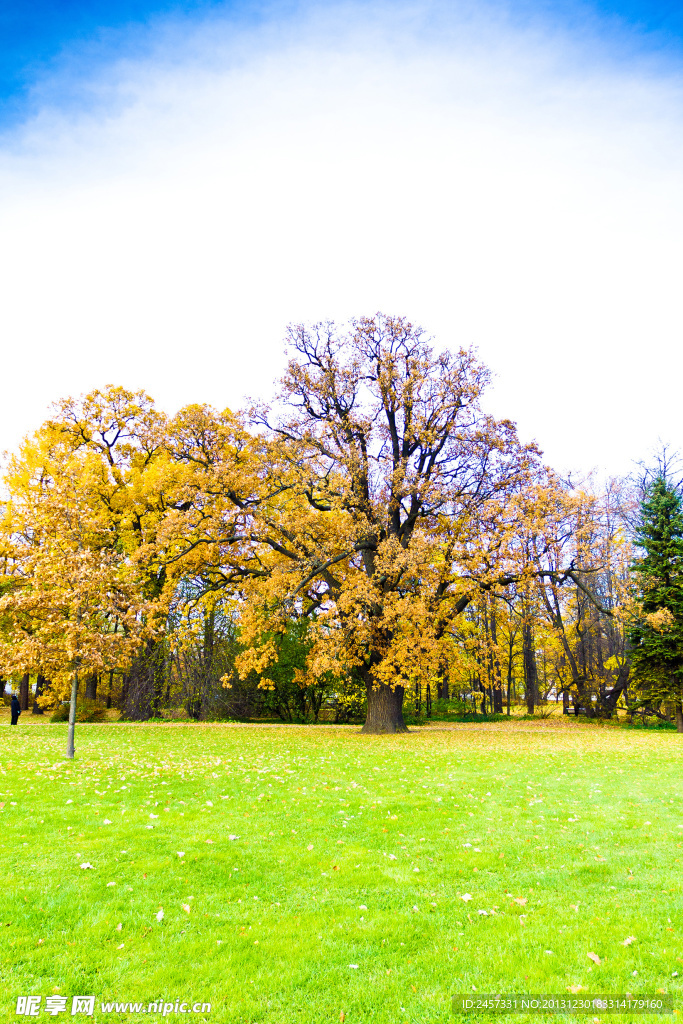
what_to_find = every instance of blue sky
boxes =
[0,1,235,121]
[0,0,682,477]
[2,0,683,120]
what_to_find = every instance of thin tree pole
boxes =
[66,668,79,759]
[67,518,82,760]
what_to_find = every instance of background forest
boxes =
[1,314,681,732]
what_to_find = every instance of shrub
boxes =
[50,699,107,723]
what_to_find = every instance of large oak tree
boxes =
[164,315,546,732]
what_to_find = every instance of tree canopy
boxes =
[0,314,675,741]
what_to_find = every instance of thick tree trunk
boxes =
[490,603,503,713]
[19,673,29,711]
[85,674,98,700]
[121,673,129,709]
[32,675,46,714]
[602,661,630,715]
[523,621,537,714]
[676,699,683,734]
[506,636,514,715]
[106,670,114,709]
[362,682,408,734]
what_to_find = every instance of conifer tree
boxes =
[628,475,683,731]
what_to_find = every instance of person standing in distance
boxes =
[10,693,21,725]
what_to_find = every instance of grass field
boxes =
[2,716,682,1023]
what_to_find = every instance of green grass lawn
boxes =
[1,716,682,1023]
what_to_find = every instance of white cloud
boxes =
[0,0,682,476]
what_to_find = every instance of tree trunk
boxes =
[362,682,408,734]
[507,635,515,715]
[523,621,537,715]
[19,673,29,711]
[85,674,98,700]
[602,661,630,715]
[106,670,114,709]
[121,673,129,710]
[490,606,503,713]
[32,675,46,714]
[67,671,78,759]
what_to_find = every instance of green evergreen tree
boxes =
[628,475,683,731]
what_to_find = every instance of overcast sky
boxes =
[1,0,682,479]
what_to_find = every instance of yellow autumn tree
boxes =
[159,314,559,732]
[0,426,152,755]
[40,386,196,719]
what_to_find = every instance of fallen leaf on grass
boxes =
[80,862,94,870]
[177,852,185,858]
[459,894,473,902]
[622,937,636,946]
[117,943,124,950]
[307,844,314,851]
[156,909,164,922]
[182,904,191,914]
[513,897,527,906]
[227,835,239,841]
[587,952,601,965]
[116,924,122,932]
[567,986,584,994]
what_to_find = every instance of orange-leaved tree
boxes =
[162,314,548,732]
[0,421,157,754]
